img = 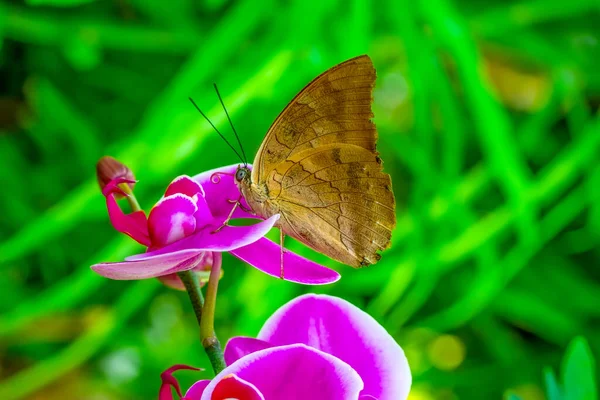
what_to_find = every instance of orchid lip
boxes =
[125,214,280,262]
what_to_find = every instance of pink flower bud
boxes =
[96,156,135,192]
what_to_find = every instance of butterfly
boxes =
[196,55,396,278]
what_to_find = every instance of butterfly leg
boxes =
[211,199,240,233]
[279,230,285,279]
[238,202,255,215]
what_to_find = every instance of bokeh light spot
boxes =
[427,334,466,371]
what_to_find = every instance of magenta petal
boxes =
[159,384,173,400]
[200,344,363,400]
[157,253,213,291]
[91,251,203,280]
[101,177,137,197]
[211,375,264,400]
[187,215,279,251]
[184,380,211,400]
[105,194,150,246]
[148,194,198,248]
[192,164,256,221]
[164,176,213,225]
[229,237,340,285]
[224,337,273,365]
[193,193,213,227]
[257,294,411,400]
[159,364,201,400]
[165,175,205,198]
[125,215,280,261]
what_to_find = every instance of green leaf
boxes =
[544,367,563,400]
[506,393,523,400]
[561,337,597,400]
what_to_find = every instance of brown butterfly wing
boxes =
[252,55,378,183]
[272,144,395,266]
[251,55,395,267]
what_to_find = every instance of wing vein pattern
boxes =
[251,55,396,267]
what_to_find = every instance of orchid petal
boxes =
[211,374,264,400]
[91,251,203,280]
[164,176,214,226]
[193,194,214,227]
[101,177,137,197]
[125,215,279,261]
[165,175,205,198]
[157,253,213,290]
[184,380,211,400]
[184,214,279,252]
[200,344,363,400]
[105,193,150,246]
[159,385,174,400]
[193,164,256,221]
[159,364,201,400]
[229,237,340,285]
[148,194,198,248]
[224,337,273,365]
[257,294,411,400]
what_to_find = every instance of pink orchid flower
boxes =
[91,164,340,287]
[160,294,411,400]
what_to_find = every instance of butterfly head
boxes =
[235,166,251,183]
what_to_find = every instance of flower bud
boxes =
[96,156,135,192]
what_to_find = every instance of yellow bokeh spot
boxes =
[407,386,436,400]
[427,334,466,371]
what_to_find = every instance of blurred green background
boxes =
[0,0,599,399]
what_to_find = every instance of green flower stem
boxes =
[200,252,227,374]
[177,254,226,375]
[177,269,205,327]
[118,183,142,213]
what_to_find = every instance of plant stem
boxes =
[177,269,205,327]
[200,252,227,374]
[177,254,226,375]
[119,183,142,212]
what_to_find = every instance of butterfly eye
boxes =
[235,168,247,182]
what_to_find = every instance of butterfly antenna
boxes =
[188,97,245,164]
[213,83,248,166]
